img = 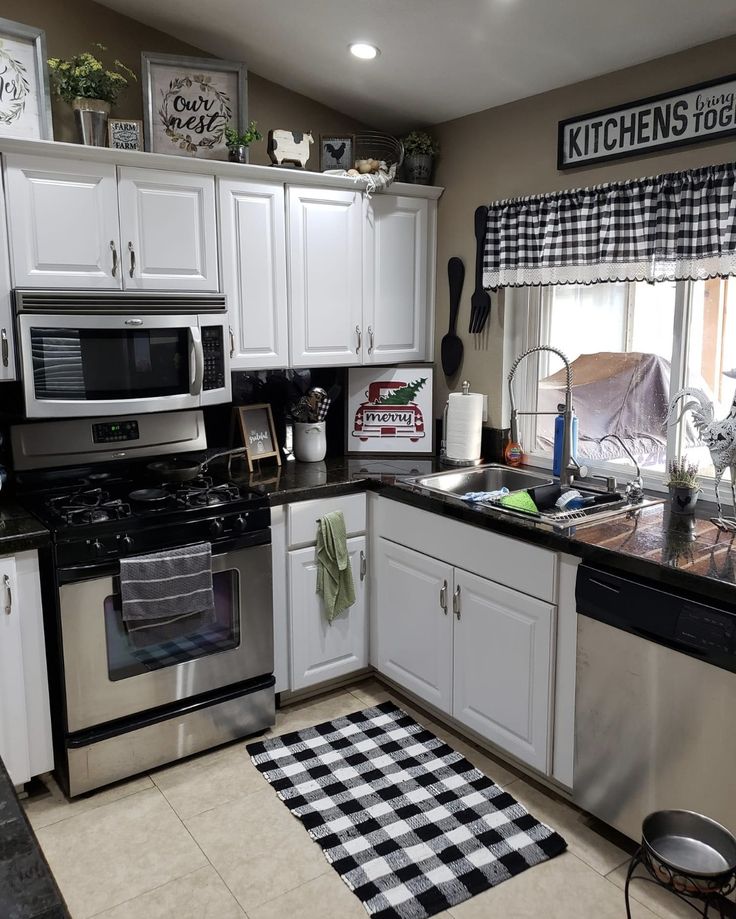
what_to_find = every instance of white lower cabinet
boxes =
[375,539,453,713]
[289,536,368,690]
[0,551,53,786]
[374,536,555,773]
[452,570,554,773]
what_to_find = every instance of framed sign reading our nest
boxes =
[236,404,281,472]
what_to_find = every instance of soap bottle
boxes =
[504,436,524,467]
[552,404,578,477]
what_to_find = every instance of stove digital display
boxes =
[92,420,140,443]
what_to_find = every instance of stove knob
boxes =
[232,514,248,533]
[120,535,135,553]
[209,518,224,538]
[90,539,104,558]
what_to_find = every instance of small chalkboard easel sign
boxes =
[236,404,282,473]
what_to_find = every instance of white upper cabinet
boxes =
[0,176,15,380]
[117,167,218,291]
[219,178,288,369]
[4,154,121,289]
[364,195,431,364]
[288,186,363,367]
[452,569,554,773]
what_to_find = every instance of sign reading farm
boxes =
[142,52,247,160]
[558,74,736,169]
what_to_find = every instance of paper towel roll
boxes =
[445,392,483,461]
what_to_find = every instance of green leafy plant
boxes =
[224,121,263,148]
[47,44,135,105]
[402,130,439,157]
[666,457,700,490]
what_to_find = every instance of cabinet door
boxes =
[375,538,453,713]
[289,536,368,690]
[452,569,554,772]
[118,167,219,291]
[219,179,288,369]
[364,195,430,364]
[0,175,15,380]
[288,186,363,367]
[4,154,121,289]
[0,556,30,786]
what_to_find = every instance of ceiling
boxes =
[98,0,736,130]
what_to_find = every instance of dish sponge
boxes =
[498,490,539,514]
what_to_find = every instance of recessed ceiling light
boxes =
[349,42,380,60]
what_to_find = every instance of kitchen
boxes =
[1,2,736,918]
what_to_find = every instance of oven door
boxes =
[58,541,273,733]
[18,311,229,418]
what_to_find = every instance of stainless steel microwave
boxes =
[15,290,231,419]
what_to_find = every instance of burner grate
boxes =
[48,488,132,526]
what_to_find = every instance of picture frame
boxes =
[108,118,143,150]
[141,51,247,159]
[236,403,282,472]
[320,134,354,171]
[0,17,53,140]
[345,364,435,457]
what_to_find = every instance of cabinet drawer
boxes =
[288,493,366,549]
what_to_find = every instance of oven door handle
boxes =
[189,326,204,396]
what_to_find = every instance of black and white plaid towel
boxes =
[248,702,566,919]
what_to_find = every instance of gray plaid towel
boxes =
[120,542,215,648]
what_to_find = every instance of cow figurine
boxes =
[267,130,313,168]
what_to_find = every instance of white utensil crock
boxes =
[293,422,327,462]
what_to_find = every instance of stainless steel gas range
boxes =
[12,410,275,797]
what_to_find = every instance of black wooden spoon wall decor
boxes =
[441,256,464,376]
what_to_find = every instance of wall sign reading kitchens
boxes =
[558,73,736,169]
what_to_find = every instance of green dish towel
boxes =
[316,511,356,623]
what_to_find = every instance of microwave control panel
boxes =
[202,326,225,391]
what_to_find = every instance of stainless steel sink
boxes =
[409,464,553,498]
[403,463,663,531]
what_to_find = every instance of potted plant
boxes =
[401,130,439,184]
[48,44,135,146]
[224,121,263,163]
[666,457,701,515]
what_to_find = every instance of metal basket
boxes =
[353,131,404,169]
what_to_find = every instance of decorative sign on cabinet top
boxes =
[558,73,736,168]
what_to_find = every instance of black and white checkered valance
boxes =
[482,162,736,287]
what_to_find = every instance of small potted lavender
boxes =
[666,457,700,515]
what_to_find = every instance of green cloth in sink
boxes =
[498,491,539,514]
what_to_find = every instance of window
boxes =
[510,277,736,494]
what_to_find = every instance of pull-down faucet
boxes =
[508,345,580,487]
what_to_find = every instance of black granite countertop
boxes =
[0,756,69,919]
[237,455,736,605]
[0,503,50,555]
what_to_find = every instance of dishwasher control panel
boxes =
[675,605,735,655]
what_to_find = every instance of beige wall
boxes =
[2,0,366,162]
[431,35,736,427]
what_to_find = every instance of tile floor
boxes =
[24,678,689,919]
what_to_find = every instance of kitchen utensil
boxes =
[147,448,247,483]
[469,206,491,334]
[441,257,464,376]
[129,487,171,506]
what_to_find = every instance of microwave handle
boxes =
[189,327,204,396]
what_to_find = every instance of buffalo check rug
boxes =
[246,702,566,919]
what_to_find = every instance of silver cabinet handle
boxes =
[440,579,448,614]
[368,326,374,355]
[355,325,362,354]
[128,241,136,278]
[3,574,11,615]
[110,240,118,277]
[1,328,7,368]
[229,325,235,358]
[360,550,367,581]
[452,584,461,620]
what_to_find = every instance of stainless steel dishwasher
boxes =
[574,564,736,842]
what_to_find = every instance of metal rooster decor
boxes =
[668,376,736,529]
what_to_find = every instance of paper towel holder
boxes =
[440,380,484,467]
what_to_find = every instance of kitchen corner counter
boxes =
[239,455,736,604]
[0,503,50,555]
[0,757,70,918]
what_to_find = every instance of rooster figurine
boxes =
[668,373,736,529]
